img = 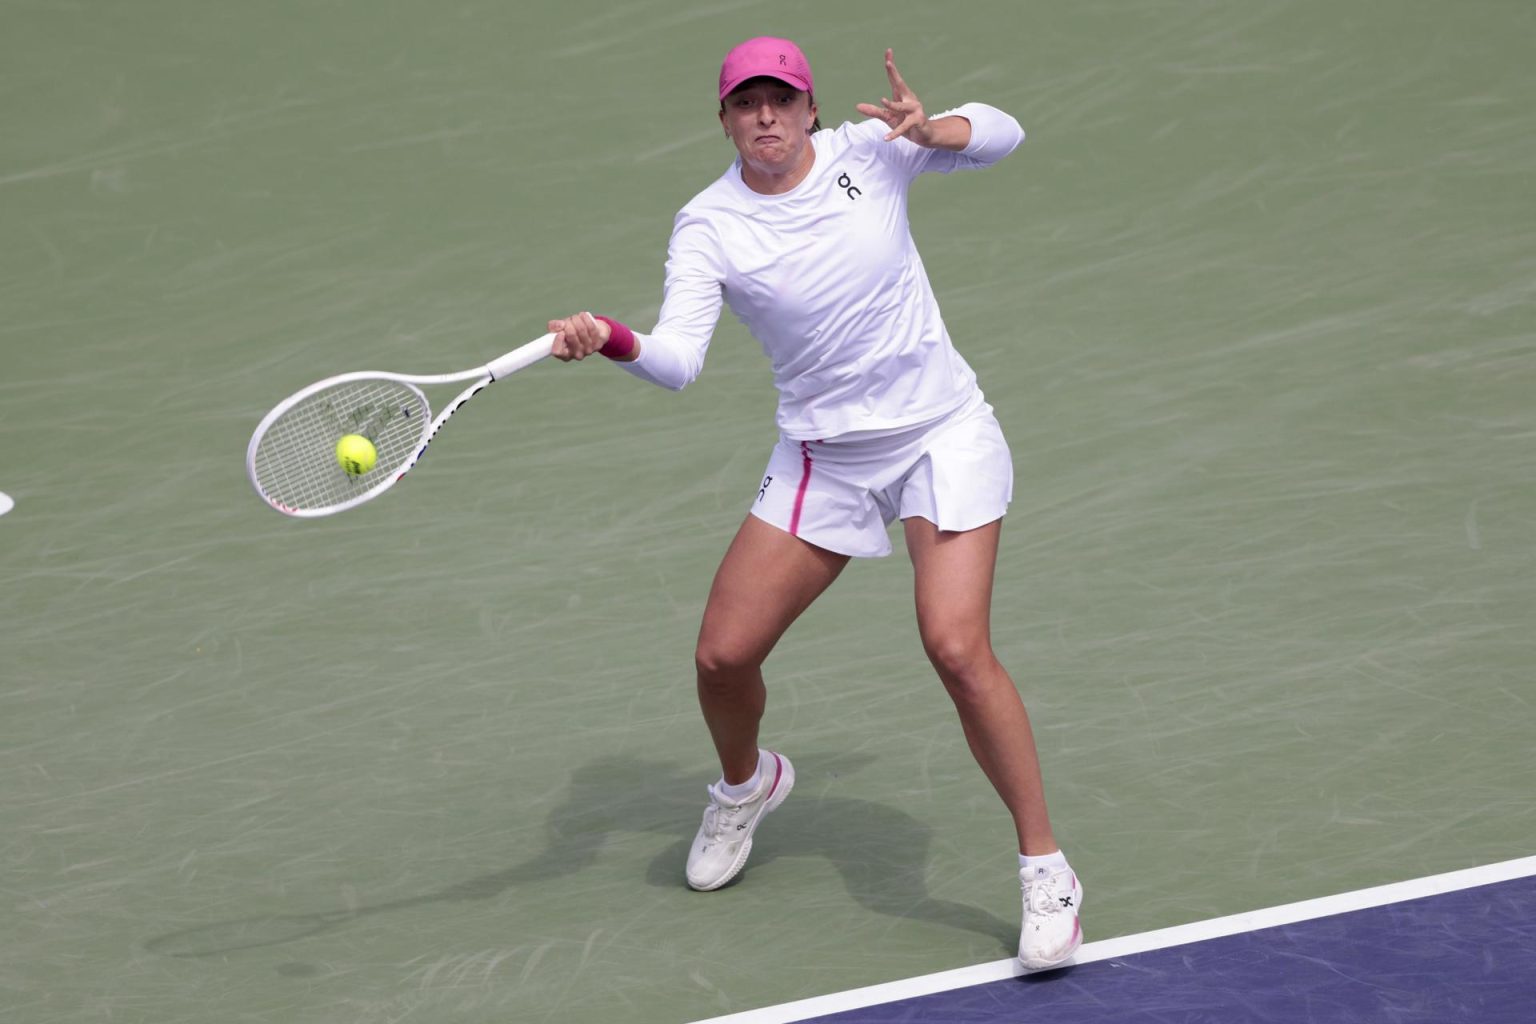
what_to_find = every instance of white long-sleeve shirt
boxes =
[620,102,1024,441]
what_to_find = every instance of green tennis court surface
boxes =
[4,2,1532,1021]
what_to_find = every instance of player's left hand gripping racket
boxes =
[246,333,555,517]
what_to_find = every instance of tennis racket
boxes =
[246,333,555,517]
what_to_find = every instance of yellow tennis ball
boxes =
[335,434,377,476]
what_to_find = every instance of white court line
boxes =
[687,854,1536,1024]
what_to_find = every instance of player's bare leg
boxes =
[695,514,849,783]
[904,517,1056,854]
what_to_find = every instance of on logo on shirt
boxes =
[836,172,862,200]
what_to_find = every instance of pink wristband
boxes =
[593,316,636,360]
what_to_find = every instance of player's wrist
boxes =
[919,115,972,151]
[593,316,637,361]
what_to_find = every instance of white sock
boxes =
[1019,850,1069,879]
[716,751,766,802]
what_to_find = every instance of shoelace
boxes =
[700,787,752,843]
[1023,875,1065,916]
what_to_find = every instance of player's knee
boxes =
[694,634,764,681]
[922,630,997,700]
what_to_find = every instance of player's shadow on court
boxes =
[476,752,1012,949]
[145,753,1012,957]
[646,779,1016,951]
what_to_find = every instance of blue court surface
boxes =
[693,857,1536,1024]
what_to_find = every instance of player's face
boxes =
[719,80,817,176]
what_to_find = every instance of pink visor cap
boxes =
[718,36,814,99]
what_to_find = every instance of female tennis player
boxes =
[547,38,1081,970]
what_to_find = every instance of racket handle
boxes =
[487,334,557,380]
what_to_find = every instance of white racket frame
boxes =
[247,333,555,517]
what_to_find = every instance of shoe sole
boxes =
[1019,927,1081,971]
[687,753,795,892]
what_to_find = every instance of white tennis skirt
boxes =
[749,395,1014,558]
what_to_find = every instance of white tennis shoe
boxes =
[1018,865,1083,970]
[685,751,795,892]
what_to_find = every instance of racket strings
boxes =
[252,379,429,513]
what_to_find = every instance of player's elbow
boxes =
[671,361,705,391]
[650,345,706,392]
[641,359,700,392]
